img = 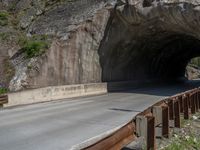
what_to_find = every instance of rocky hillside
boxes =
[0,0,110,91]
[0,0,200,91]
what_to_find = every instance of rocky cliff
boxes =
[0,0,111,91]
[0,0,200,91]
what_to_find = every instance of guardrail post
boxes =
[153,105,169,138]
[174,100,180,128]
[147,115,155,150]
[194,91,198,112]
[168,99,174,127]
[195,91,199,112]
[179,96,184,113]
[152,106,162,138]
[198,90,200,109]
[162,105,169,138]
[136,116,147,138]
[168,99,174,120]
[183,95,189,120]
[188,94,191,108]
[136,115,156,150]
[191,93,196,114]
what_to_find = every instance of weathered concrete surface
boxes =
[6,83,107,107]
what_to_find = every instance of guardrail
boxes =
[0,94,8,107]
[81,88,200,150]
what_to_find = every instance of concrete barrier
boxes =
[5,83,107,107]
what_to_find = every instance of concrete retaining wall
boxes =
[5,83,107,107]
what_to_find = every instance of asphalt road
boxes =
[0,81,200,150]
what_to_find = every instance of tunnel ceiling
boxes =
[98,0,200,82]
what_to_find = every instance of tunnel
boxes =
[98,1,200,82]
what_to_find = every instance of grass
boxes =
[0,11,9,26]
[22,41,48,58]
[163,134,200,150]
[18,34,49,58]
[160,115,200,150]
[163,142,184,150]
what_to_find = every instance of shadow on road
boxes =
[107,79,200,97]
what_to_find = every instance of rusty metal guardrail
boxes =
[0,94,8,107]
[81,88,200,150]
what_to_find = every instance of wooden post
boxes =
[188,94,191,108]
[195,91,199,112]
[168,99,174,120]
[147,116,156,150]
[179,96,184,113]
[162,106,169,138]
[153,105,169,138]
[136,115,156,150]
[198,90,200,109]
[191,93,196,114]
[183,95,189,120]
[174,100,180,128]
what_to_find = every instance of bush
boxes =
[22,40,49,58]
[0,87,8,95]
[0,12,9,26]
[18,34,49,58]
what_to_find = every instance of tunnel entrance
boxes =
[98,2,200,83]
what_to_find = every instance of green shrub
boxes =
[22,40,49,58]
[18,34,49,58]
[0,87,8,95]
[0,12,9,26]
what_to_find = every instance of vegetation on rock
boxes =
[19,35,49,58]
[0,11,9,26]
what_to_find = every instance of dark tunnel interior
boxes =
[100,33,200,82]
[148,34,200,80]
[98,2,200,83]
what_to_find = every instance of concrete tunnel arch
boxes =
[98,1,200,82]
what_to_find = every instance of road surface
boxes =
[0,81,200,150]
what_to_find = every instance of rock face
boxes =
[1,0,200,91]
[186,65,200,80]
[7,0,112,91]
[25,9,110,89]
